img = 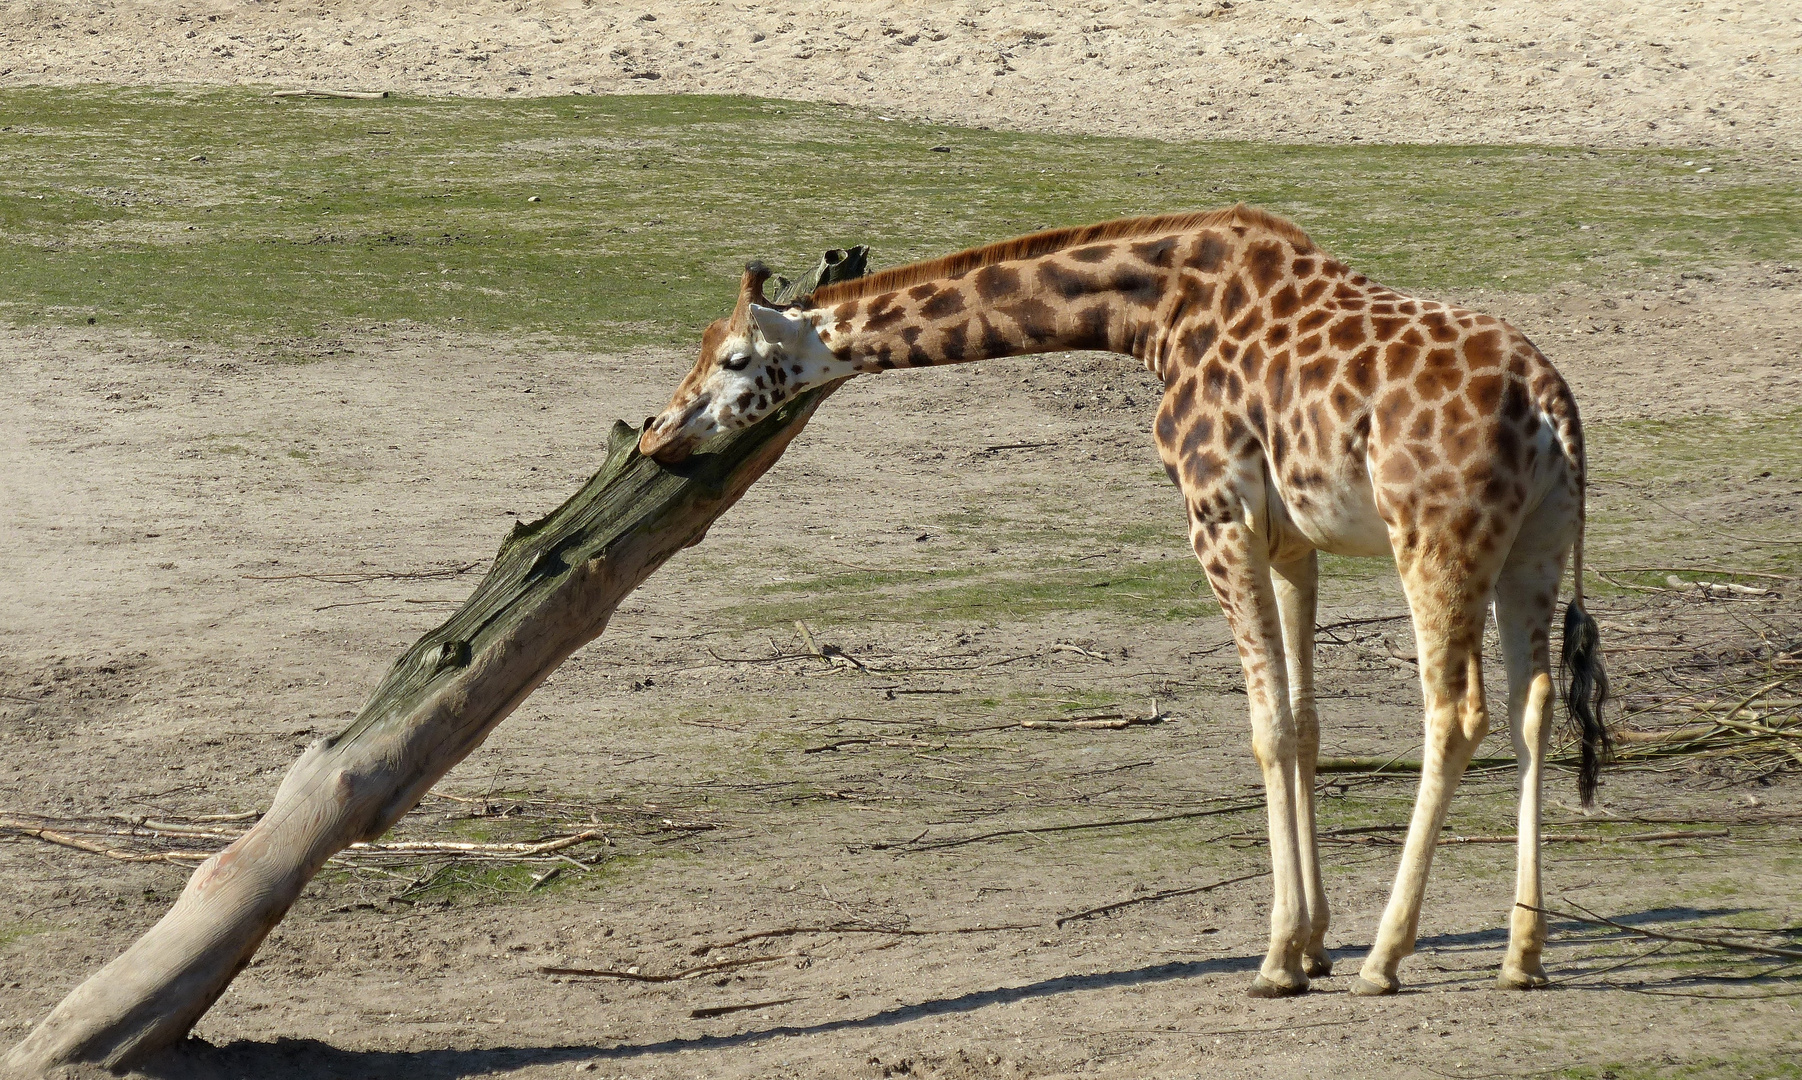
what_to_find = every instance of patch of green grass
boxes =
[1318,551,1393,583]
[722,555,1220,627]
[1561,1057,1802,1080]
[709,510,1406,627]
[1582,409,1802,593]
[0,920,42,949]
[2,87,1796,350]
[1596,410,1802,487]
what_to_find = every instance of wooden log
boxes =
[2,250,867,1077]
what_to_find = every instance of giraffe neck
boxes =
[811,235,1237,381]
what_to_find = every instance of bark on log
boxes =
[3,249,867,1077]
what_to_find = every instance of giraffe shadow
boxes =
[137,907,1763,1080]
[1405,905,1751,954]
[141,952,1263,1080]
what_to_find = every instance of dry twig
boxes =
[691,997,800,1019]
[1523,903,1802,962]
[539,953,798,983]
[890,801,1263,852]
[692,920,1039,956]
[1055,870,1269,927]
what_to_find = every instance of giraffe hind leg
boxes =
[1353,544,1499,995]
[1494,496,1575,989]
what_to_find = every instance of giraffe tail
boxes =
[1547,383,1611,809]
[1560,563,1610,809]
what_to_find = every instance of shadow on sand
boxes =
[139,906,1754,1080]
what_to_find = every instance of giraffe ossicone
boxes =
[642,204,1610,997]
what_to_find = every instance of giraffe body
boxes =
[643,206,1609,996]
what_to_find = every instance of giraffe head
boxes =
[638,264,853,463]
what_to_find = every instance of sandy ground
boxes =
[4,3,1802,1078]
[3,0,1800,150]
[2,269,1799,1078]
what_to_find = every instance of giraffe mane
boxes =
[804,204,1317,307]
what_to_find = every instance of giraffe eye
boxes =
[720,352,751,371]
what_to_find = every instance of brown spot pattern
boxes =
[635,213,1586,742]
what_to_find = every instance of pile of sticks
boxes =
[0,790,724,886]
[0,808,610,871]
[1606,607,1801,779]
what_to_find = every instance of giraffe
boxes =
[639,205,1610,997]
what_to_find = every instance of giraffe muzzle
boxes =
[637,419,698,464]
[637,397,714,463]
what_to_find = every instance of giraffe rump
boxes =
[1560,599,1610,808]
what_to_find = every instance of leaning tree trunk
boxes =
[3,249,868,1077]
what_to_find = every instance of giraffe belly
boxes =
[1266,466,1392,560]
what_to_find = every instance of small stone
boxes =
[528,195,541,202]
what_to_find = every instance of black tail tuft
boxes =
[1561,600,1611,807]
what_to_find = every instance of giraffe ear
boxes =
[747,303,803,352]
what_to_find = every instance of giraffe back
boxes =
[1144,218,1583,569]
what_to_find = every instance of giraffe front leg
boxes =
[1195,522,1312,997]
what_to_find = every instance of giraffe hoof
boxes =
[1349,974,1399,996]
[1496,966,1550,991]
[1304,952,1333,978]
[1246,974,1309,998]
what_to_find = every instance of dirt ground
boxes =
[4,4,1802,1079]
[3,0,1800,150]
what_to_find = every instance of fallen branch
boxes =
[890,801,1264,852]
[701,644,815,664]
[802,736,948,754]
[1602,565,1795,582]
[0,814,613,867]
[539,953,798,983]
[1433,830,1729,845]
[691,997,800,1019]
[244,562,482,584]
[3,251,869,1076]
[1597,570,1778,600]
[1382,640,1418,666]
[0,824,213,866]
[977,441,1057,453]
[794,620,868,671]
[692,920,1040,956]
[346,829,606,857]
[1055,870,1269,927]
[1615,726,1723,745]
[1522,903,1802,962]
[1019,715,1127,729]
[1019,700,1167,730]
[1230,824,1734,847]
